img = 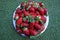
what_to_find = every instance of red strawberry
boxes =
[30,12,34,15]
[35,21,39,24]
[29,26,34,30]
[41,16,46,23]
[21,23,29,27]
[35,24,41,30]
[40,24,45,31]
[16,8,22,13]
[29,7,35,12]
[36,11,40,16]
[23,28,30,36]
[39,2,44,7]
[16,26,22,34]
[23,20,28,23]
[44,8,47,15]
[30,29,37,36]
[16,8,22,17]
[16,17,22,26]
[23,9,29,16]
[14,14,19,20]
[32,14,36,18]
[30,22,35,27]
[34,7,38,11]
[30,12,36,18]
[29,22,35,29]
[39,8,44,16]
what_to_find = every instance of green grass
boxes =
[0,0,60,40]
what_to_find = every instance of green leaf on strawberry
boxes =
[35,16,40,21]
[23,17,26,21]
[27,15,35,22]
[34,2,39,8]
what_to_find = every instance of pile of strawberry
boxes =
[14,1,48,37]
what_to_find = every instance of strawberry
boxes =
[35,21,39,24]
[32,14,36,18]
[23,20,28,23]
[16,26,22,34]
[19,11,22,17]
[21,23,29,27]
[36,11,40,16]
[44,8,47,15]
[40,24,45,31]
[39,2,44,7]
[16,17,22,26]
[39,8,44,16]
[23,9,29,16]
[34,7,38,11]
[30,29,37,36]
[29,12,36,18]
[30,12,36,18]
[16,8,22,13]
[35,24,41,30]
[23,28,30,36]
[29,7,35,12]
[30,12,34,15]
[16,8,22,17]
[30,22,35,27]
[14,14,19,20]
[29,26,34,30]
[41,16,46,23]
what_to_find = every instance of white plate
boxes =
[13,5,49,37]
